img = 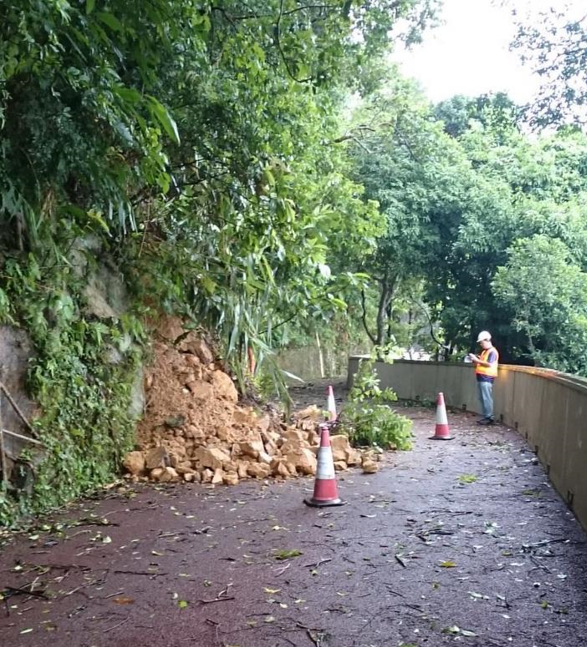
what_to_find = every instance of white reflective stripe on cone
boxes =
[436,404,448,425]
[316,447,335,480]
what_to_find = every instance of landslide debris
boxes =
[122,321,373,485]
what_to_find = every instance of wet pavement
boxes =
[1,401,587,647]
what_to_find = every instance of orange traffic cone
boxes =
[430,392,453,440]
[327,385,337,421]
[304,424,344,507]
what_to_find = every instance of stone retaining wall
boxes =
[348,357,587,531]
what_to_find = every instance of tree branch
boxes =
[360,288,377,344]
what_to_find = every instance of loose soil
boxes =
[1,381,586,647]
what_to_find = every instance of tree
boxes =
[348,77,477,350]
[511,4,587,127]
[493,235,587,374]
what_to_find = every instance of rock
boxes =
[175,462,195,475]
[212,468,225,485]
[185,425,205,441]
[150,467,165,480]
[188,380,214,400]
[223,472,239,486]
[296,405,322,421]
[233,408,258,426]
[159,466,179,483]
[193,446,231,470]
[123,451,145,476]
[362,460,379,474]
[280,438,310,454]
[185,354,201,367]
[184,472,194,482]
[345,448,362,466]
[282,428,307,443]
[285,449,317,475]
[247,463,272,479]
[191,339,215,365]
[330,434,351,463]
[236,461,250,480]
[239,439,265,459]
[216,427,240,443]
[334,460,348,471]
[201,468,214,483]
[145,446,169,470]
[272,460,291,478]
[211,370,238,402]
[156,316,185,342]
[257,451,273,465]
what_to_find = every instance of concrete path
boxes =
[1,403,586,647]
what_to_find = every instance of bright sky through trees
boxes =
[394,0,585,103]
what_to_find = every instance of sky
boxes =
[393,0,584,104]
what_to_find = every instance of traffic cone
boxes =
[327,385,337,421]
[430,392,453,440]
[304,424,344,507]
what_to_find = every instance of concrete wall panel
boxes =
[347,357,587,532]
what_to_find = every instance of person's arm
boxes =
[469,350,496,367]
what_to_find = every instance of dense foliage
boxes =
[3,0,587,524]
[0,0,440,523]
[349,83,587,370]
[338,357,413,450]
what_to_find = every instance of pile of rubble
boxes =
[122,320,379,486]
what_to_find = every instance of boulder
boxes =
[285,449,317,475]
[188,380,214,400]
[193,446,231,470]
[362,460,378,474]
[334,460,348,472]
[247,463,271,479]
[145,447,169,470]
[201,468,214,483]
[239,439,265,459]
[159,466,179,482]
[190,338,215,365]
[233,408,258,426]
[175,463,196,476]
[257,451,273,465]
[330,435,351,463]
[296,405,322,421]
[345,448,362,466]
[271,459,291,478]
[280,438,310,455]
[211,370,238,402]
[223,472,239,486]
[150,467,165,480]
[282,428,306,443]
[123,451,145,476]
[212,468,225,485]
[236,460,250,480]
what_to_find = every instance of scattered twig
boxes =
[200,583,235,604]
[274,562,291,576]
[113,570,168,577]
[395,554,407,568]
[304,558,332,569]
[104,616,129,633]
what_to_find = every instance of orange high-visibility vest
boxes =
[476,347,499,378]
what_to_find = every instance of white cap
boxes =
[477,330,491,342]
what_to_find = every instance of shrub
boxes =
[338,358,413,450]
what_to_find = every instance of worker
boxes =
[468,331,499,426]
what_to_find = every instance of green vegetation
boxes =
[338,358,413,450]
[2,1,587,522]
[0,1,439,523]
